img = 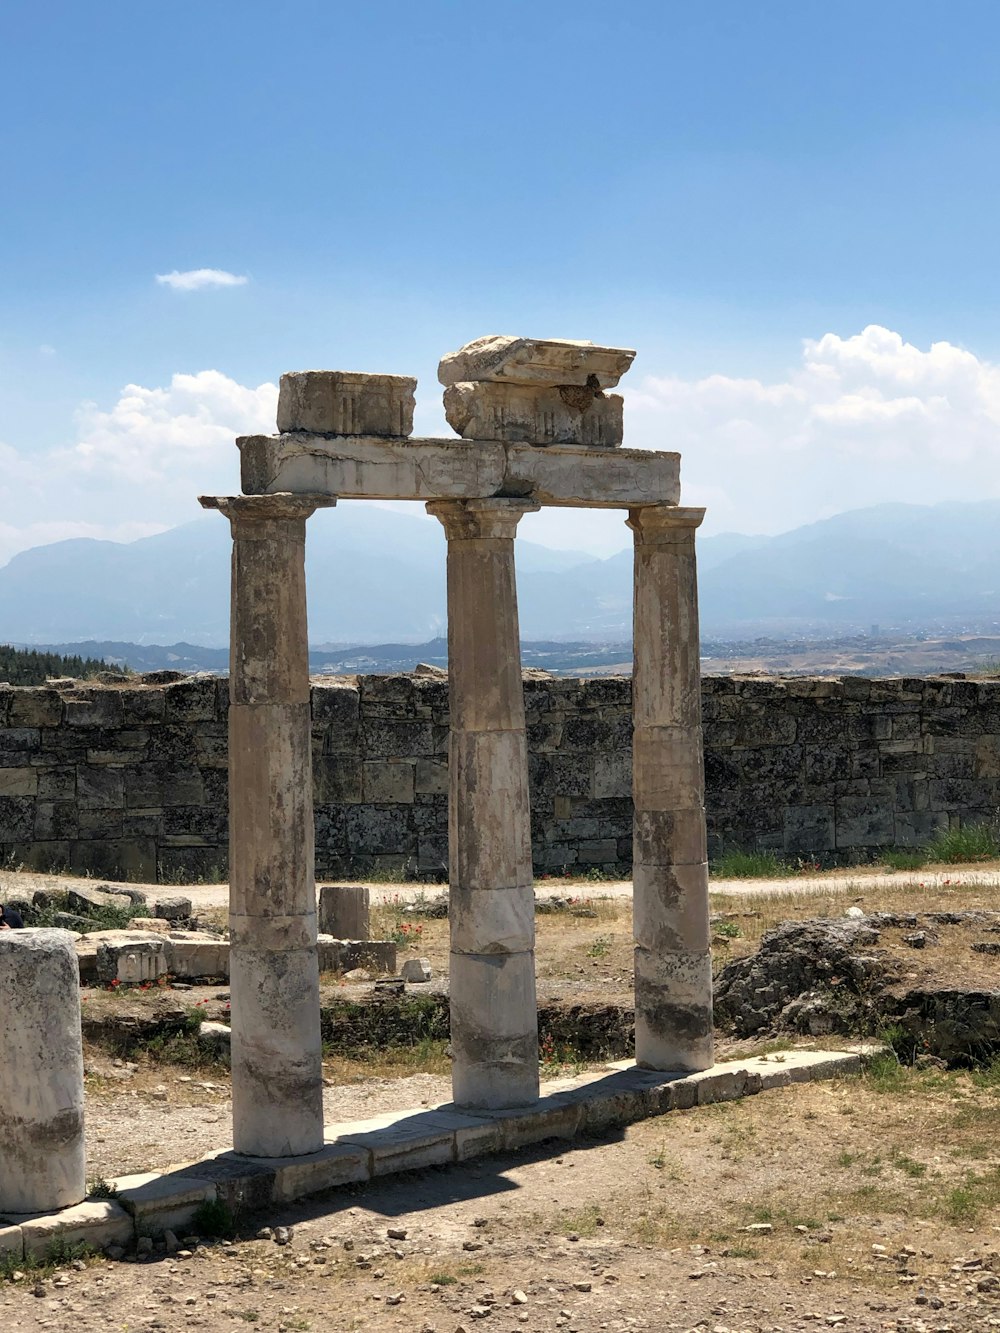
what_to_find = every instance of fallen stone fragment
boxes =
[401,957,432,983]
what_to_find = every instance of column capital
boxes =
[627,504,705,544]
[199,493,337,532]
[426,497,541,541]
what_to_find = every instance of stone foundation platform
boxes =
[0,1047,874,1259]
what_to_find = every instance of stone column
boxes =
[200,493,335,1157]
[427,498,540,1109]
[0,929,85,1212]
[627,505,713,1071]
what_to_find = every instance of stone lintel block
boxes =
[238,434,679,508]
[112,1171,217,1235]
[503,442,679,508]
[15,1201,133,1259]
[632,862,711,954]
[633,807,707,866]
[450,884,535,955]
[277,371,416,437]
[250,1143,369,1201]
[444,381,623,447]
[438,335,635,389]
[239,432,506,501]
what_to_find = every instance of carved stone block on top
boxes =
[438,335,635,389]
[443,380,624,447]
[277,371,416,438]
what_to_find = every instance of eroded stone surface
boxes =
[438,335,635,389]
[277,371,416,437]
[443,381,623,446]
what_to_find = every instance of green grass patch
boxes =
[192,1197,236,1238]
[711,849,794,879]
[922,819,1000,864]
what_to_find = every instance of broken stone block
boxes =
[168,938,230,980]
[153,895,192,922]
[277,371,416,437]
[67,885,132,914]
[401,957,432,984]
[197,1022,232,1064]
[443,381,623,446]
[438,335,635,389]
[95,935,168,985]
[318,884,370,940]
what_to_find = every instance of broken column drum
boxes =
[0,928,86,1212]
[204,340,712,1140]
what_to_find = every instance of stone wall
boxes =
[0,672,998,882]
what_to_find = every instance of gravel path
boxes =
[12,865,993,913]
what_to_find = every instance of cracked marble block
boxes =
[277,371,416,437]
[438,335,635,446]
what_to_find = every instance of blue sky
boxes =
[2,0,1000,559]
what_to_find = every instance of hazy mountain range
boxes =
[3,499,999,650]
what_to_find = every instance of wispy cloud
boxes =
[155,268,249,291]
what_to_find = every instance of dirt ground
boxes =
[3,868,1000,1331]
[6,1067,1000,1333]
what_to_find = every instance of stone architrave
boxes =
[199,492,335,1157]
[627,505,713,1072]
[277,371,416,437]
[238,433,680,507]
[427,498,541,1110]
[0,929,86,1212]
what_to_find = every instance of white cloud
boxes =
[2,326,999,569]
[0,371,277,566]
[620,325,1000,535]
[155,268,249,291]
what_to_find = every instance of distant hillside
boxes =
[0,498,998,644]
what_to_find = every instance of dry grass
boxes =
[542,1063,1000,1289]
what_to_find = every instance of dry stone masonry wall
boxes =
[0,671,997,882]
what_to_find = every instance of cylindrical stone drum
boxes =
[0,929,86,1212]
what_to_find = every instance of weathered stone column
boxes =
[200,493,335,1157]
[0,929,86,1212]
[627,505,713,1071]
[427,498,541,1109]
